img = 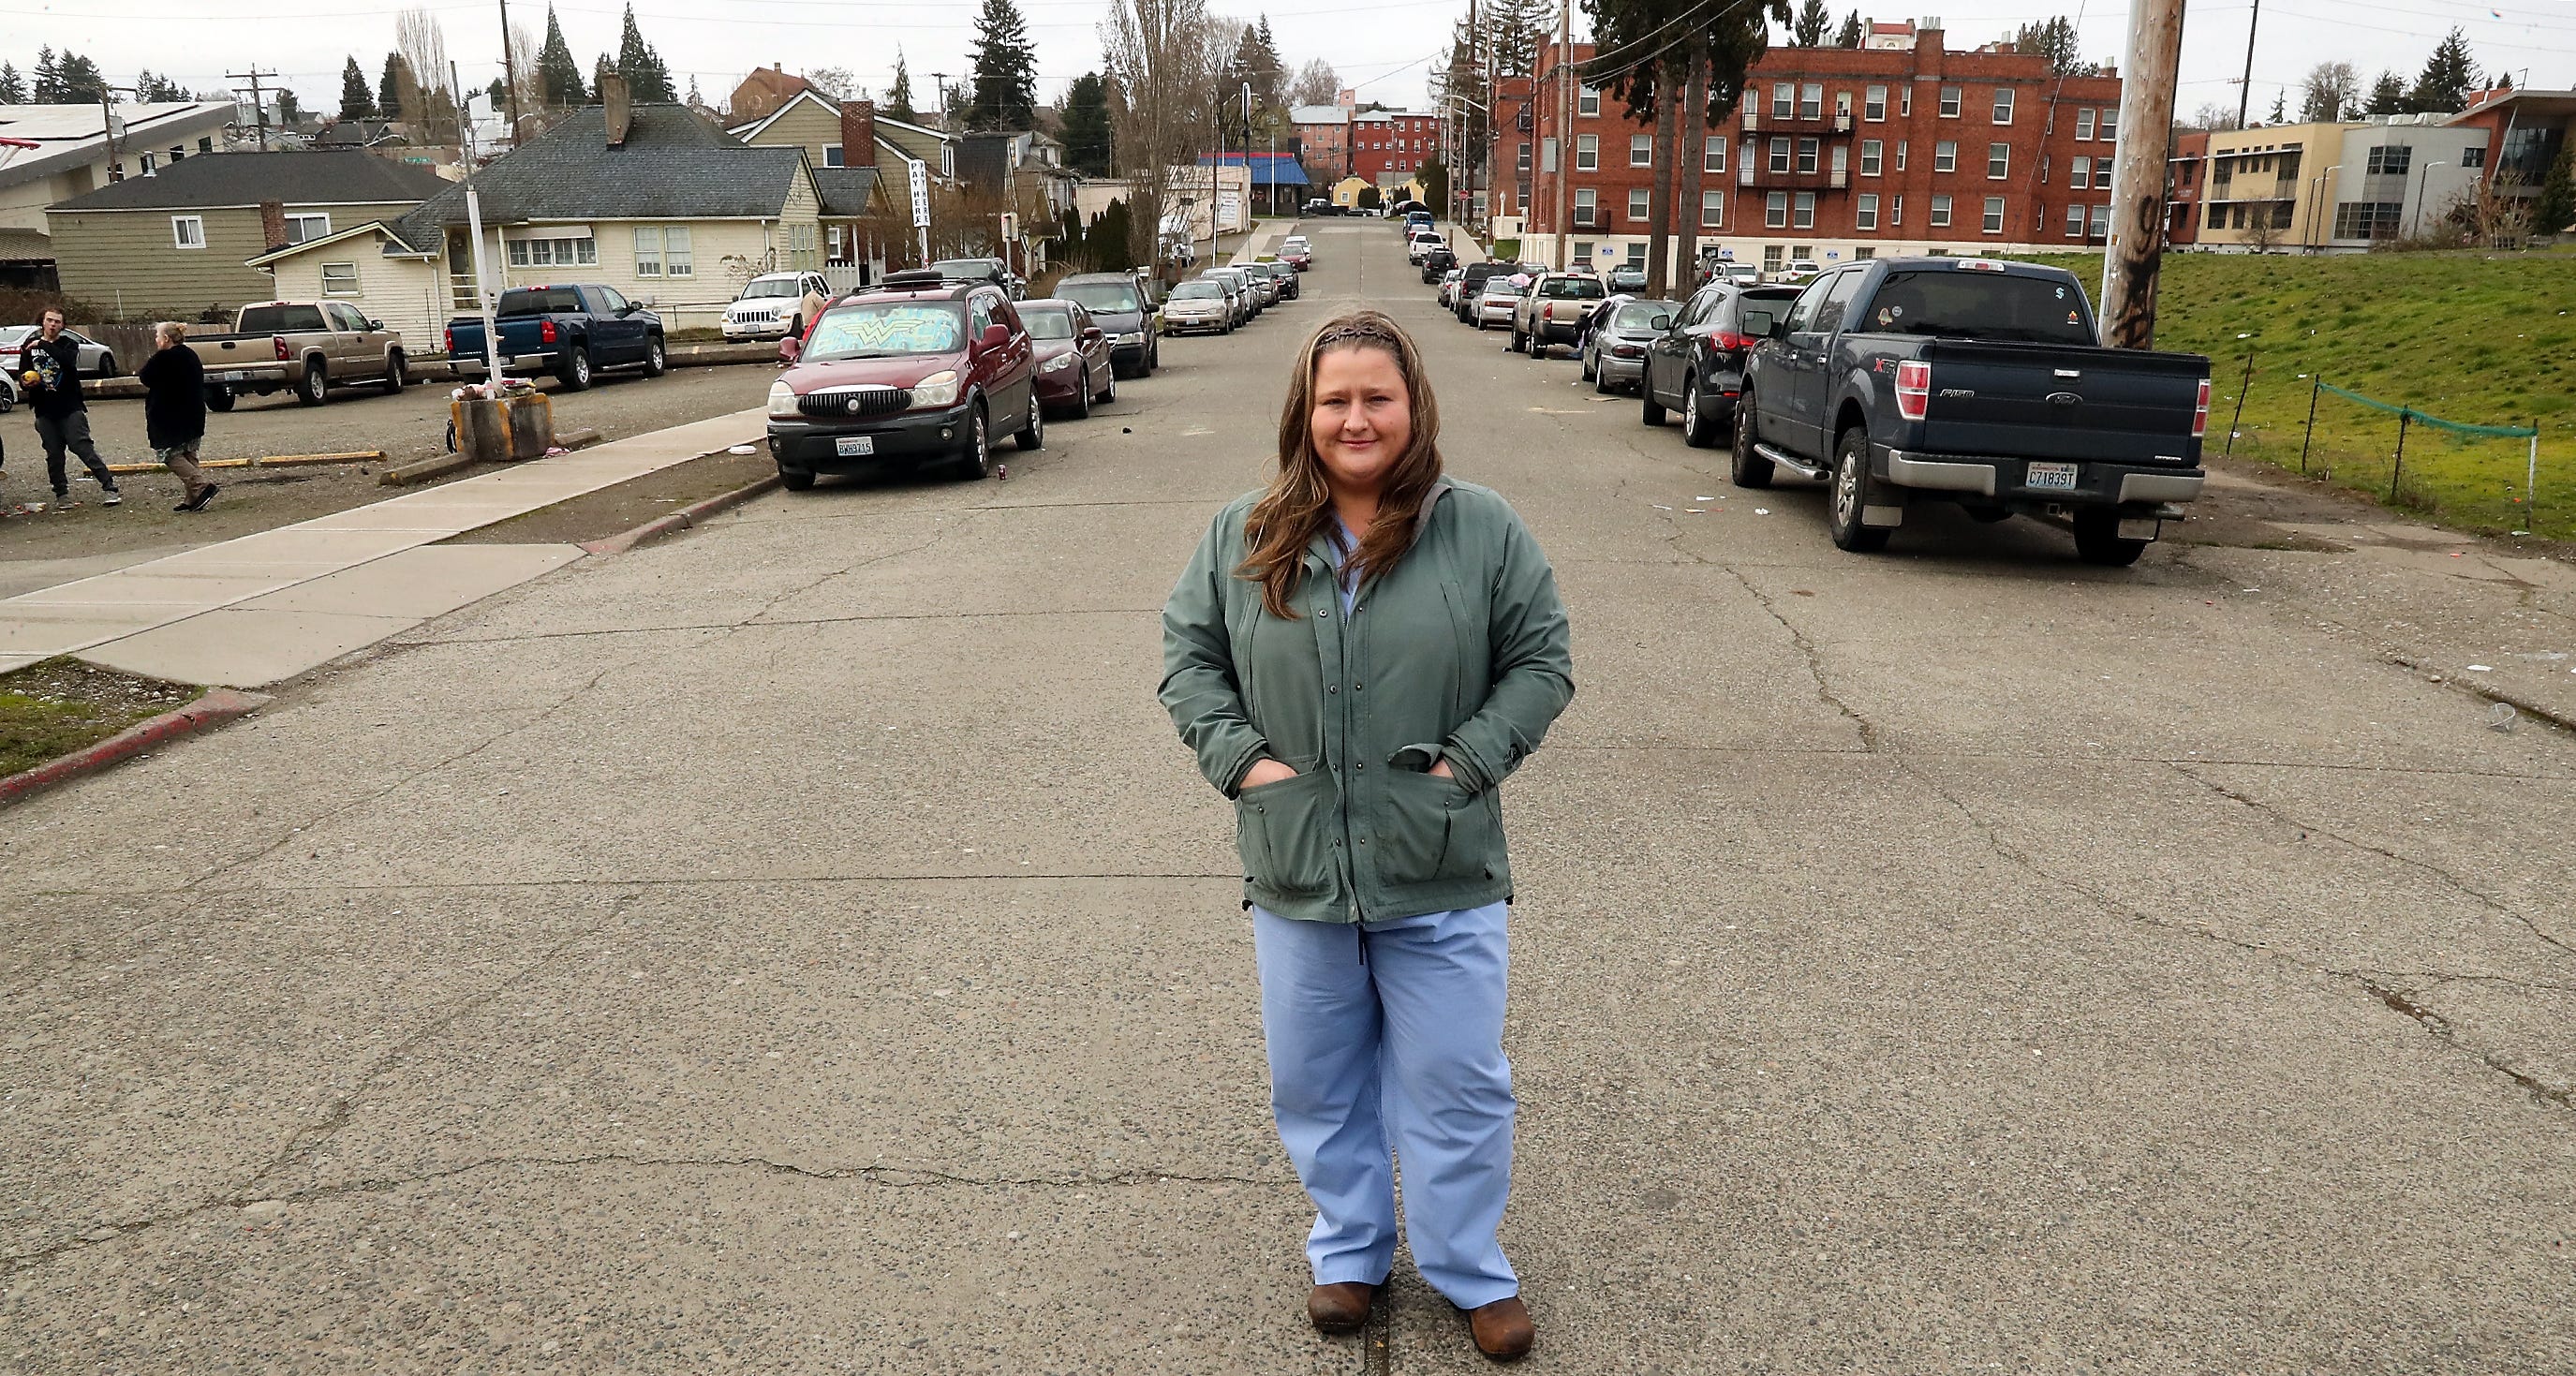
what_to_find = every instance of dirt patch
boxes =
[2172,451,2576,564]
[443,447,777,547]
[0,658,200,778]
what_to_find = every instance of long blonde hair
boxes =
[1237,309,1443,621]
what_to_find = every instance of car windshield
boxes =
[1481,282,1520,298]
[1614,301,1677,330]
[1538,277,1605,300]
[931,259,1002,279]
[1171,282,1224,300]
[496,288,584,316]
[802,302,966,361]
[1059,282,1141,313]
[1021,309,1075,341]
[239,303,331,332]
[742,279,801,299]
[1859,269,2095,345]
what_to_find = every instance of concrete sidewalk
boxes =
[0,408,762,687]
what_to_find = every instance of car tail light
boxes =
[1611,344,1644,358]
[273,335,290,361]
[444,327,454,353]
[1709,330,1754,352]
[540,319,559,344]
[2192,377,2211,437]
[1894,360,1932,421]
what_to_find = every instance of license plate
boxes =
[835,435,874,457]
[2025,462,2079,491]
[221,371,244,382]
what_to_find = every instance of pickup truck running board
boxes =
[1754,442,1828,480]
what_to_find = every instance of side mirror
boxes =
[777,336,802,363]
[1651,314,1673,331]
[1081,326,1104,344]
[366,318,383,331]
[1769,315,1790,339]
[979,323,1011,352]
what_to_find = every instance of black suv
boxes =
[1054,272,1161,377]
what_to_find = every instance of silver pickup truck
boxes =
[189,300,407,409]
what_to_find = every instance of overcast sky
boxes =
[4,0,2567,121]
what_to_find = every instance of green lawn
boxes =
[2015,250,2576,539]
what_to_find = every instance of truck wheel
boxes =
[1682,377,1723,449]
[1828,427,1891,553]
[205,385,235,413]
[296,360,329,407]
[2073,511,2149,567]
[643,336,668,377]
[1730,395,1774,487]
[779,467,817,492]
[381,352,407,393]
[557,347,595,391]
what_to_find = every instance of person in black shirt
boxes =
[138,321,215,511]
[24,307,121,508]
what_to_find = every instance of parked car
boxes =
[1054,272,1161,377]
[723,270,833,341]
[1455,260,1512,323]
[1251,259,1301,302]
[1721,262,1762,287]
[0,325,117,380]
[1204,266,1258,321]
[931,257,1022,298]
[1639,283,1800,445]
[1510,272,1606,358]
[1733,257,2211,564]
[1775,259,1825,286]
[1406,230,1446,265]
[767,268,1041,487]
[1243,263,1281,307]
[0,368,16,413]
[1303,198,1334,217]
[1161,279,1234,334]
[184,301,408,409]
[1605,264,1650,294]
[1017,298,1118,420]
[1438,267,1466,307]
[1473,277,1524,330]
[1583,297,1679,394]
[448,284,666,392]
[1279,235,1313,270]
[1419,245,1458,283]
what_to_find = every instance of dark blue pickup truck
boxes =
[1733,257,2210,566]
[446,284,668,391]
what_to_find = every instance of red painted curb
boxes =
[579,472,783,555]
[0,688,272,807]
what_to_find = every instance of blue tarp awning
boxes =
[1196,153,1311,187]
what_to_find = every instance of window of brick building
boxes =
[1931,194,1952,227]
[1702,190,1725,228]
[1857,193,1879,230]
[1865,84,1887,121]
[1940,85,1962,117]
[1794,191,1815,228]
[1798,137,1819,173]
[1704,137,1726,173]
[1935,141,1957,173]
[1983,196,2005,233]
[1992,88,2014,124]
[1988,142,2009,179]
[1860,139,1883,176]
[1766,191,1789,228]
[1632,134,1652,167]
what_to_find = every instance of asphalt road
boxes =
[6,222,2573,1372]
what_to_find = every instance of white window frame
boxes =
[2076,108,2095,141]
[1772,82,1794,119]
[281,213,331,244]
[2090,203,2111,236]
[1631,134,1652,168]
[1896,140,1908,171]
[633,226,663,276]
[2066,203,2086,237]
[1864,84,1888,121]
[1992,88,2015,125]
[1860,140,1883,176]
[1798,138,1819,173]
[1856,193,1879,231]
[1931,194,1953,228]
[2070,155,2091,190]
[1940,85,1962,118]
[1988,142,2010,179]
[1799,82,1823,120]
[1766,191,1789,228]
[1701,188,1725,229]
[1573,186,1598,227]
[1577,84,1601,116]
[1704,137,1725,173]
[1891,194,1903,226]
[320,261,361,296]
[1900,85,1913,117]
[1576,134,1598,171]
[1792,191,1815,229]
[2098,108,2118,142]
[1934,141,1957,173]
[1769,137,1792,173]
[170,215,205,249]
[664,225,693,277]
[1628,186,1651,220]
[509,234,598,268]
[1982,196,2006,233]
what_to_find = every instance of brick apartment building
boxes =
[1495,23,2126,276]
[1351,110,1443,186]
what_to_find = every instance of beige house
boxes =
[0,100,239,233]
[46,150,451,318]
[251,91,832,345]
[2195,121,2362,250]
[726,93,912,276]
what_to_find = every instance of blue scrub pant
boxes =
[1251,901,1519,1309]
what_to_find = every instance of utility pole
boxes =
[227,67,277,151]
[1550,0,1572,269]
[2100,0,2186,348]
[930,72,951,127]
[497,0,525,138]
[96,85,134,181]
[2233,0,2259,130]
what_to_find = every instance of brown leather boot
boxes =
[1466,1295,1534,1361]
[1307,1281,1375,1335]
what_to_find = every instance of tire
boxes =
[1096,364,1117,405]
[0,384,13,414]
[1147,342,1160,373]
[204,385,235,413]
[779,467,817,492]
[2074,511,2149,567]
[1682,377,1722,449]
[557,346,594,392]
[295,359,328,407]
[1640,377,1667,426]
[642,335,668,377]
[97,352,117,378]
[1068,371,1092,420]
[1828,426,1891,553]
[381,351,407,394]
[1594,362,1615,394]
[1730,393,1775,488]
[955,403,994,481]
[1530,335,1548,360]
[1508,327,1523,351]
[1014,393,1044,451]
[1580,346,1596,381]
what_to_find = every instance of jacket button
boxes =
[1316,609,1330,618]
[1357,836,1368,845]
[1352,682,1363,691]
[1327,685,1337,694]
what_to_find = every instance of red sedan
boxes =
[1016,299,1118,420]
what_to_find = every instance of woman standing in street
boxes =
[137,321,216,511]
[1160,309,1574,1361]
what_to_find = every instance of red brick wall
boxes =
[1351,111,1442,185]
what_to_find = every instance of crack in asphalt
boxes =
[411,605,1164,647]
[1904,761,2574,1111]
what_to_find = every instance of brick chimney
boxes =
[839,99,878,168]
[259,200,288,250]
[600,73,631,147]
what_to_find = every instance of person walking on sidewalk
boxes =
[138,321,217,511]
[1160,308,1575,1363]
[23,307,121,508]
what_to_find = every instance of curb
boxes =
[2387,653,2576,734]
[0,688,271,808]
[579,472,783,555]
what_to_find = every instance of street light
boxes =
[2407,159,2449,239]
[2306,163,2341,251]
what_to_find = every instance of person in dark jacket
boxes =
[1160,310,1574,1362]
[24,307,121,508]
[138,321,216,511]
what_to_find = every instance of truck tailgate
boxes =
[1914,339,2204,466]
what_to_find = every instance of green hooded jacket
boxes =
[1159,478,1575,924]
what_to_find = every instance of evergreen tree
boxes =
[1250,16,1286,110]
[31,47,58,103]
[1834,10,1861,47]
[2012,16,2087,75]
[340,57,378,119]
[593,53,616,100]
[53,51,107,102]
[1792,0,1831,47]
[276,87,304,124]
[966,0,1039,130]
[488,77,509,107]
[886,49,918,121]
[1061,71,1114,175]
[2364,70,2405,114]
[1483,0,1549,77]
[2532,143,2576,236]
[2266,90,2285,124]
[380,53,406,120]
[0,63,23,105]
[538,6,587,107]
[615,4,675,101]
[2404,27,2477,114]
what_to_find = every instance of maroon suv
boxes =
[767,271,1041,486]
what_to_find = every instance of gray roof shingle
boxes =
[387,105,807,249]
[812,166,881,216]
[47,149,452,212]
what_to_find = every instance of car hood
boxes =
[1029,337,1080,362]
[1085,308,1146,331]
[784,354,966,392]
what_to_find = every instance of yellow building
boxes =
[2195,121,2364,250]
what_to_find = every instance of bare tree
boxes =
[508,23,544,122]
[2298,61,2358,123]
[2243,207,2283,253]
[394,7,456,143]
[1288,57,1340,107]
[807,67,860,99]
[1103,0,1226,276]
[2184,100,2243,132]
